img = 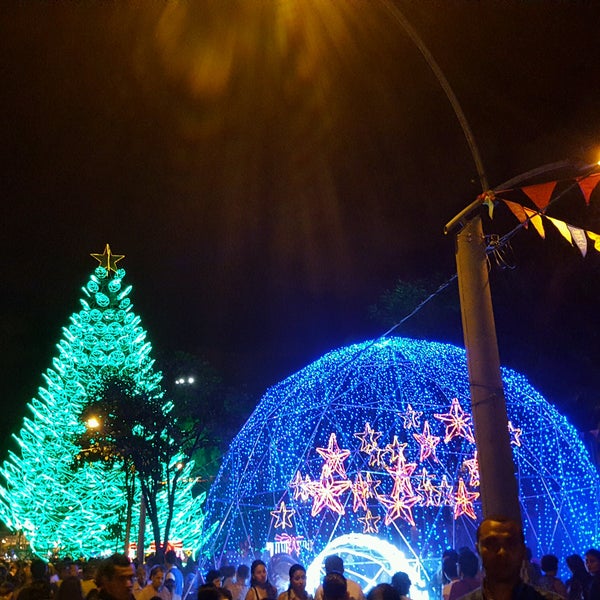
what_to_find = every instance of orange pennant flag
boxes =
[547,216,573,245]
[523,207,545,238]
[577,173,600,205]
[502,199,529,227]
[567,225,587,257]
[521,181,557,211]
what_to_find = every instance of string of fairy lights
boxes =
[203,337,600,569]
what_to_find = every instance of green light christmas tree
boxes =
[0,245,211,557]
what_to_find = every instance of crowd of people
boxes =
[0,517,598,600]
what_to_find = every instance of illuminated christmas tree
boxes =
[0,245,210,557]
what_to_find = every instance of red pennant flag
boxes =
[577,172,600,205]
[521,181,557,211]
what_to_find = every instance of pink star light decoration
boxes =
[453,477,479,520]
[309,476,352,516]
[412,420,441,462]
[508,421,523,446]
[354,422,382,453]
[358,509,381,534]
[400,404,423,429]
[316,433,351,479]
[434,397,475,443]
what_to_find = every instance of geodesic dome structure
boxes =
[202,337,599,584]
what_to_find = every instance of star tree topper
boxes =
[91,243,125,273]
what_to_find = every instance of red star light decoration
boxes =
[412,420,441,462]
[309,476,352,516]
[434,397,475,443]
[316,433,351,479]
[270,501,296,529]
[400,404,423,429]
[354,422,382,453]
[453,477,479,520]
[358,509,381,534]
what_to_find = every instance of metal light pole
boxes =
[446,205,521,521]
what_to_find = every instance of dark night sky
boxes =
[2,2,600,452]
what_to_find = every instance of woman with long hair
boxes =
[245,561,276,600]
[277,565,311,600]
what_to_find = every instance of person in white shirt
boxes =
[137,565,171,600]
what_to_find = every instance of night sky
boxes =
[2,2,600,454]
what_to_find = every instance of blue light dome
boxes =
[202,337,599,581]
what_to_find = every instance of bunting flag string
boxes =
[499,199,598,257]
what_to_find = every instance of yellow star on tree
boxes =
[91,244,125,273]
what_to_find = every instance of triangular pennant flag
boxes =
[502,199,529,227]
[567,225,587,257]
[523,207,545,238]
[547,216,573,245]
[577,172,600,205]
[521,181,557,211]
[587,231,600,252]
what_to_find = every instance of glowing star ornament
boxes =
[316,433,351,479]
[309,476,352,516]
[351,472,373,512]
[453,478,479,520]
[508,421,523,447]
[416,468,439,507]
[270,501,295,529]
[462,451,480,487]
[412,420,441,462]
[90,243,125,273]
[400,404,423,429]
[354,423,382,453]
[434,398,475,443]
[379,480,421,527]
[383,436,407,465]
[358,509,381,534]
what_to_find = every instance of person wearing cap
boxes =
[314,557,364,600]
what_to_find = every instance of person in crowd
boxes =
[448,549,480,600]
[521,549,542,588]
[56,577,84,600]
[277,564,311,600]
[585,549,600,600]
[137,566,169,600]
[0,583,16,600]
[220,570,235,591]
[95,554,135,600]
[17,559,52,600]
[165,552,184,600]
[198,588,231,600]
[366,584,400,600]
[538,556,567,599]
[81,562,98,600]
[205,573,222,589]
[565,555,590,600]
[314,557,364,600]
[225,566,249,600]
[132,566,147,598]
[391,572,411,600]
[244,561,276,600]
[321,574,347,600]
[442,558,459,600]
[459,516,559,600]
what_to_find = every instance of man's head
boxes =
[149,566,165,591]
[322,573,347,600]
[476,516,525,584]
[165,551,178,568]
[205,570,222,588]
[324,556,344,576]
[458,549,479,579]
[96,554,134,600]
[585,549,600,576]
[236,565,249,582]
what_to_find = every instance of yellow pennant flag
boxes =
[523,207,545,239]
[546,216,573,245]
[587,231,600,252]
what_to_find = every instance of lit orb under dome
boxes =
[202,337,599,583]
